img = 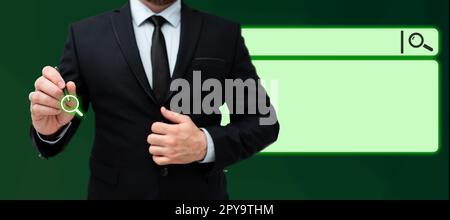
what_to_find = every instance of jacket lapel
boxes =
[110,2,204,105]
[110,3,158,104]
[164,3,204,104]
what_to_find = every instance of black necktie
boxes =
[150,15,170,104]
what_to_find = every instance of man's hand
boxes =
[147,107,207,165]
[30,66,77,136]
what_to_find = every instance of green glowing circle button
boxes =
[60,95,84,117]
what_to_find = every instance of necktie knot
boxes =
[150,15,167,28]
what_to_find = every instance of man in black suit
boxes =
[29,0,279,200]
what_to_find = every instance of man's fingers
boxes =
[31,104,61,116]
[147,133,171,146]
[149,146,169,157]
[151,122,175,134]
[35,76,63,99]
[42,66,65,89]
[30,91,60,109]
[160,107,189,124]
[66,81,77,95]
[28,92,35,102]
[152,156,171,166]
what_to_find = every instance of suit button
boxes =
[161,167,169,177]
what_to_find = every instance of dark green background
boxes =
[0,0,448,200]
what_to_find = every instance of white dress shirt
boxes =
[131,0,180,85]
[37,0,216,163]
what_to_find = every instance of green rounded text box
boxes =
[253,60,439,152]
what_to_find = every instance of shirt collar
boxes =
[130,0,181,28]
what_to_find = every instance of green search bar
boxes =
[242,28,439,56]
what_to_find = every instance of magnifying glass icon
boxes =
[409,32,434,52]
[60,94,84,117]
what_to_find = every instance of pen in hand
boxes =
[54,66,70,102]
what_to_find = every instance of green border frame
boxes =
[244,26,442,155]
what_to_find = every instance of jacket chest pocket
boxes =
[169,57,229,118]
[190,57,228,81]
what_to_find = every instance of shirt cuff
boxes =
[35,122,72,145]
[199,128,216,163]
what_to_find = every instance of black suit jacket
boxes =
[30,1,279,200]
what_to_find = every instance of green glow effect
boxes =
[60,95,84,117]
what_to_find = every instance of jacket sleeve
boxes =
[30,25,90,159]
[205,24,280,174]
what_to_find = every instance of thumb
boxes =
[62,81,78,109]
[66,81,77,95]
[161,107,189,124]
[58,81,78,122]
